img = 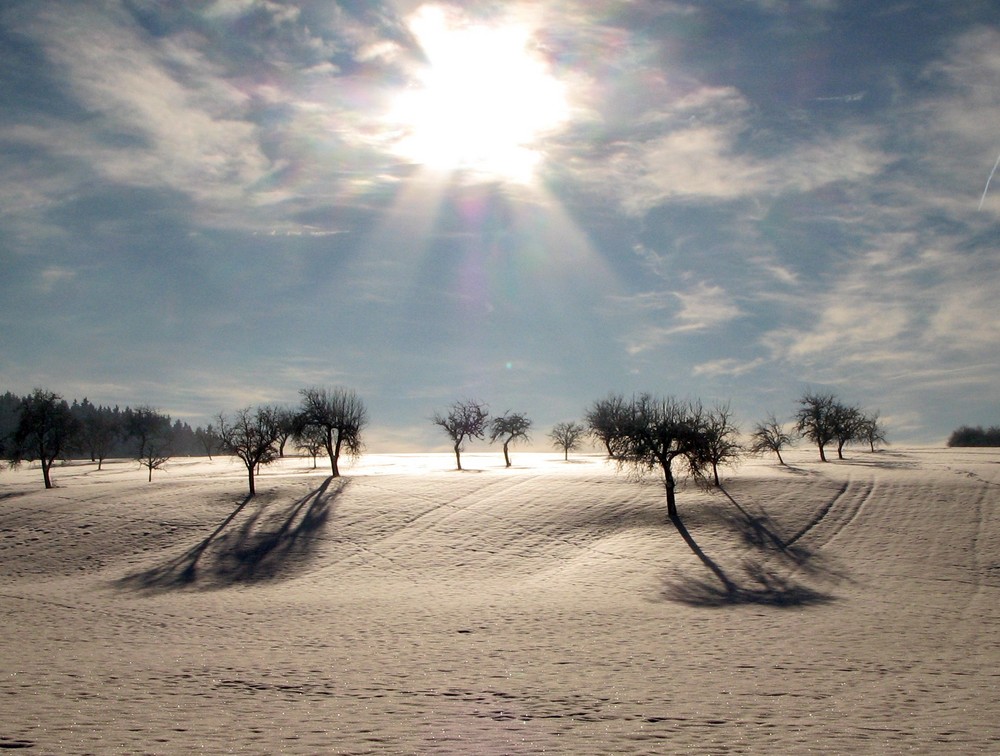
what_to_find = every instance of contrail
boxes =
[979,150,1000,211]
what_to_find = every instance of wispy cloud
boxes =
[614,280,744,356]
[693,357,766,378]
[553,78,889,215]
[760,232,1000,396]
[38,265,75,293]
[2,0,999,446]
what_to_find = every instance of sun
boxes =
[388,5,569,183]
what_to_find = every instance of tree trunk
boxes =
[776,449,784,465]
[837,440,846,460]
[503,442,511,468]
[665,479,677,519]
[663,464,677,519]
[325,431,340,478]
[454,443,462,470]
[712,461,720,487]
[42,459,53,489]
[818,443,827,462]
[248,466,256,496]
[331,432,342,478]
[148,464,153,482]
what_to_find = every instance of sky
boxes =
[1,0,998,451]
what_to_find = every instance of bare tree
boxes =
[490,411,532,468]
[217,406,282,496]
[698,402,742,486]
[78,405,120,471]
[549,421,586,461]
[298,387,368,477]
[195,424,220,460]
[613,395,707,519]
[433,399,489,470]
[794,392,838,462]
[6,388,80,489]
[749,413,795,465]
[294,423,327,469]
[273,406,298,458]
[859,412,888,452]
[831,402,865,460]
[139,440,172,481]
[126,405,172,481]
[585,393,627,458]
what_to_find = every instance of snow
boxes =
[2,448,999,753]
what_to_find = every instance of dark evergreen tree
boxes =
[947,425,1000,447]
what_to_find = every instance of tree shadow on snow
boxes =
[831,451,918,470]
[661,486,845,608]
[116,477,346,593]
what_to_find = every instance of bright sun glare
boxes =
[389,5,569,183]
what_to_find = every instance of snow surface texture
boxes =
[2,449,999,753]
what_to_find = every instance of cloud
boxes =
[759,231,1000,396]
[2,0,998,447]
[614,280,744,356]
[905,26,1000,214]
[673,281,745,330]
[3,4,269,222]
[693,357,766,377]
[553,74,890,215]
[0,1,424,237]
[38,265,75,293]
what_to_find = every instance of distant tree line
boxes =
[429,391,884,520]
[4,385,891,513]
[1,386,367,495]
[0,390,207,486]
[576,390,885,518]
[946,425,1000,447]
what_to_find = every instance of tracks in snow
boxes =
[787,475,875,549]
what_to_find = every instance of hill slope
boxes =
[2,449,998,753]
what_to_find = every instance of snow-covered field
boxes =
[2,448,998,754]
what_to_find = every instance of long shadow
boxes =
[117,477,345,593]
[116,493,254,591]
[668,513,739,599]
[832,453,918,470]
[779,463,814,476]
[209,476,343,584]
[716,487,812,565]
[662,491,839,608]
